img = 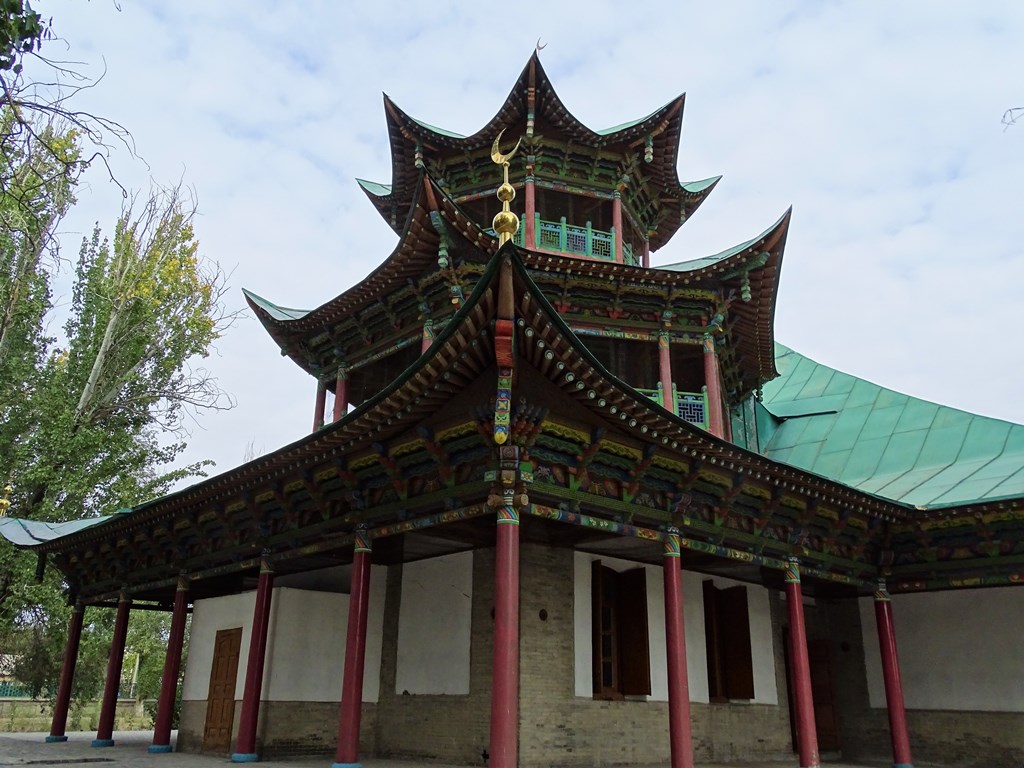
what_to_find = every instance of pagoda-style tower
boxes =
[247,53,789,447]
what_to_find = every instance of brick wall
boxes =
[183,544,1022,768]
[177,697,376,757]
[373,552,494,764]
[0,698,148,733]
[518,543,794,768]
[827,597,1024,768]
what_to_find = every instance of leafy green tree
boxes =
[0,111,79,618]
[2,181,233,613]
[8,586,109,704]
[0,7,223,719]
[15,184,232,522]
[0,0,48,74]
[0,128,233,709]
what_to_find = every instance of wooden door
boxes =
[807,638,840,751]
[203,627,242,754]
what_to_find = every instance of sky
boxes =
[25,1,1024,490]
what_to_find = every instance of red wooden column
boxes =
[702,333,725,438]
[874,580,914,768]
[784,559,820,768]
[93,592,131,748]
[313,381,327,432]
[150,575,189,753]
[643,236,651,269]
[489,480,521,768]
[232,555,275,763]
[663,529,694,768]
[612,192,624,263]
[658,331,676,415]
[332,526,373,768]
[47,602,85,743]
[333,367,348,422]
[524,167,536,248]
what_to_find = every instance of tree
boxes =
[0,0,48,74]
[1004,107,1023,130]
[1,179,234,614]
[1,0,131,229]
[0,4,228,720]
[0,137,234,713]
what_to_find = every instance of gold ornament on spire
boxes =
[490,129,522,245]
[0,484,12,517]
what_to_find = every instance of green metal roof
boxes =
[598,99,677,136]
[242,289,311,322]
[658,210,784,273]
[405,97,671,140]
[356,179,393,197]
[0,516,113,547]
[681,176,722,195]
[409,116,467,139]
[760,344,1024,508]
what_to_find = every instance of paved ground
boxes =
[0,730,891,768]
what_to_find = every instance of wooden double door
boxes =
[202,627,242,754]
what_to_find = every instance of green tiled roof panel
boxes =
[659,211,787,273]
[0,516,111,547]
[242,289,311,322]
[356,179,393,197]
[761,344,1024,508]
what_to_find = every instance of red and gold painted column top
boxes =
[662,526,694,768]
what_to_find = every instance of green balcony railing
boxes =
[517,215,639,266]
[635,384,708,429]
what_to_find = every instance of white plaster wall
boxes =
[859,587,1024,712]
[263,587,347,701]
[182,590,259,702]
[395,550,473,695]
[572,552,777,705]
[182,566,387,704]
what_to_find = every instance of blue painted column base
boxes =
[91,738,115,748]
[894,764,914,768]
[44,735,68,743]
[148,744,173,753]
[331,763,362,768]
[231,753,260,763]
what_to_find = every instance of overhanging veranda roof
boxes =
[761,344,1024,508]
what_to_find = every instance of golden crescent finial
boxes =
[491,128,522,167]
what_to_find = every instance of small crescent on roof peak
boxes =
[491,128,522,166]
[536,37,547,53]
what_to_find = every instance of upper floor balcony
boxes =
[513,215,640,267]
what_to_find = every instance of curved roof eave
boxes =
[385,54,686,152]
[30,251,510,554]
[761,343,1024,510]
[504,252,911,524]
[374,53,699,240]
[657,208,791,386]
[0,515,114,549]
[242,289,311,322]
[247,170,432,334]
[26,245,916,565]
[659,208,791,274]
[245,172,501,376]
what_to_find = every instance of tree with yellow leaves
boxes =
[1,179,235,705]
